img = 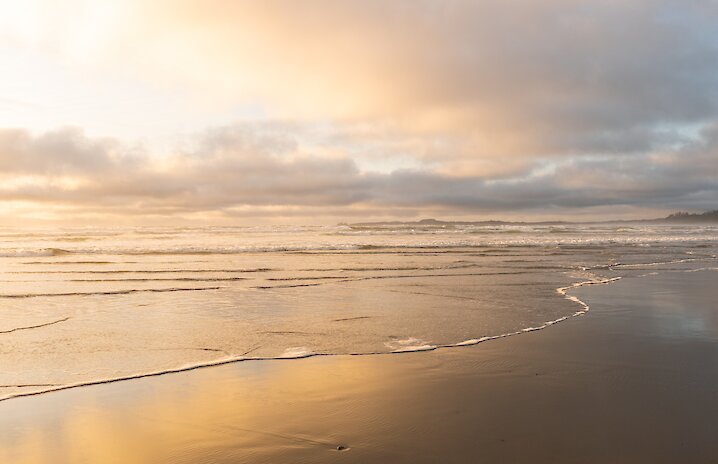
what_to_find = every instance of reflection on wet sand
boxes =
[1,269,718,463]
[0,355,405,463]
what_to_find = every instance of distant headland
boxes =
[347,210,718,228]
[663,210,718,222]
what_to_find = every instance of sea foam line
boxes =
[0,276,621,403]
[402,276,623,352]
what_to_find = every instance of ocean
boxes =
[1,223,716,401]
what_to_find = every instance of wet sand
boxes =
[1,269,716,463]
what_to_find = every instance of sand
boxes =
[0,269,716,463]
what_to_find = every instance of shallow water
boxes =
[1,223,716,400]
[1,268,717,463]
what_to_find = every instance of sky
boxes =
[0,0,717,225]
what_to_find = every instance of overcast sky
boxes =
[1,0,717,224]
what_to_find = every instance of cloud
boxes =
[102,0,718,158]
[0,123,715,221]
[0,127,122,174]
[0,1,717,221]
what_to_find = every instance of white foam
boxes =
[445,277,622,351]
[279,347,314,358]
[0,248,69,258]
[391,344,437,353]
[455,338,481,346]
[384,337,437,353]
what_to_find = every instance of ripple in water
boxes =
[0,224,716,401]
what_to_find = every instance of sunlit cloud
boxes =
[0,124,715,224]
[0,0,716,222]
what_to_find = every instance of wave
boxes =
[11,268,275,275]
[586,256,715,271]
[0,287,223,299]
[0,248,71,258]
[2,235,715,258]
[385,277,622,352]
[6,277,250,283]
[0,275,623,403]
[253,270,536,289]
[548,227,577,234]
[298,263,480,272]
[20,261,123,265]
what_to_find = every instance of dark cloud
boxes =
[0,124,715,218]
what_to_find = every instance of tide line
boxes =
[0,276,622,403]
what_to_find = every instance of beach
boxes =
[2,2,718,461]
[1,266,716,463]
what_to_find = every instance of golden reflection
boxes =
[0,355,406,463]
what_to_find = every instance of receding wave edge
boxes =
[0,275,621,403]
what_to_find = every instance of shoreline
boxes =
[2,268,716,462]
[0,275,621,403]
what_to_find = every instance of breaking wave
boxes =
[0,248,71,258]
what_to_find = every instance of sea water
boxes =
[1,223,716,400]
